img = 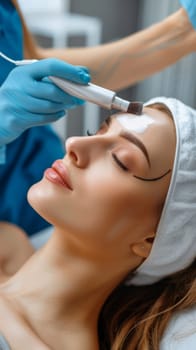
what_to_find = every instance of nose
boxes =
[65,136,90,168]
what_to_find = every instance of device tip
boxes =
[127,102,143,115]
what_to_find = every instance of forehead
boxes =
[116,105,171,120]
[111,106,176,169]
[111,106,174,134]
[115,111,155,133]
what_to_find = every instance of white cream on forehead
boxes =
[116,113,154,133]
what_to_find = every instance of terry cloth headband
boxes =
[128,97,196,285]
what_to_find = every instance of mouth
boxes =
[44,160,73,190]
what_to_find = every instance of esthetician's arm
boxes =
[21,7,196,90]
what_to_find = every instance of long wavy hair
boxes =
[98,258,196,350]
[98,103,195,349]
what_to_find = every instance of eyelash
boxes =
[86,120,106,136]
[86,129,95,137]
[112,154,129,172]
[86,130,171,181]
[86,129,129,172]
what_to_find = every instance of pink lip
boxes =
[44,160,73,190]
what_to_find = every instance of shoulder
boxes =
[160,307,196,350]
[0,222,34,282]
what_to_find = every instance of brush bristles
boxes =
[127,102,143,115]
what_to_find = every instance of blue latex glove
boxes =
[0,58,90,147]
[180,0,196,29]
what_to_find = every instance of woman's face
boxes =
[28,106,176,268]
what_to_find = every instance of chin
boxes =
[27,178,72,228]
[27,180,56,224]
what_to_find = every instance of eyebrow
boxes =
[105,116,151,168]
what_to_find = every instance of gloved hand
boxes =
[0,58,90,146]
[180,0,196,29]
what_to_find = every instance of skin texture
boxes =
[0,107,176,349]
[28,107,175,257]
[0,3,191,348]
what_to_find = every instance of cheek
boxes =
[28,166,159,242]
[72,168,144,235]
[28,167,135,236]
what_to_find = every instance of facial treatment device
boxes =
[49,76,143,115]
[0,52,143,115]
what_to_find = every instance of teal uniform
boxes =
[0,0,64,235]
[0,334,11,350]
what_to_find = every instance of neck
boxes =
[0,228,125,349]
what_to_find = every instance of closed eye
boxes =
[112,154,128,172]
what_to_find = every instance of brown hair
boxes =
[12,1,39,58]
[98,103,195,349]
[98,259,196,349]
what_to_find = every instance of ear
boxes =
[130,233,155,258]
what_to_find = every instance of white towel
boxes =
[129,97,196,285]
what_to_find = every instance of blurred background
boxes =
[18,0,196,139]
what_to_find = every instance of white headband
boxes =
[128,97,196,285]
